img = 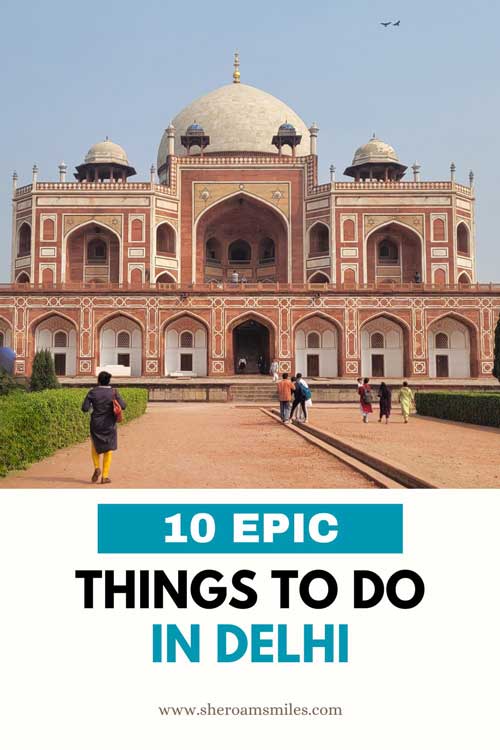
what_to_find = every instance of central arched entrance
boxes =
[196,193,288,283]
[233,320,270,374]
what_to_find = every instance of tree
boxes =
[493,314,500,383]
[30,349,60,391]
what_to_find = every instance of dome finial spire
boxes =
[233,50,241,84]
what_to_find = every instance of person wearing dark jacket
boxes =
[82,370,126,484]
[378,382,392,424]
[290,373,308,423]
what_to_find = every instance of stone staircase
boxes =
[230,383,278,402]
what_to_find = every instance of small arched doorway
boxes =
[165,317,208,376]
[233,319,270,374]
[295,317,339,377]
[99,315,142,375]
[428,317,471,378]
[361,317,406,378]
[34,316,77,376]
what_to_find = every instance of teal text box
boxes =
[98,504,403,554]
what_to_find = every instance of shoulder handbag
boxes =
[112,389,123,423]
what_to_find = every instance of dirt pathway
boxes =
[0,404,375,489]
[309,406,500,488]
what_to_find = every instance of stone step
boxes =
[230,383,278,402]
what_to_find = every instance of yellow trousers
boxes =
[91,443,112,478]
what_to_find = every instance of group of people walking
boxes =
[357,378,415,424]
[276,372,312,424]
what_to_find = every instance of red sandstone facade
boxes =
[1,73,497,380]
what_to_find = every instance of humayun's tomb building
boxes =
[1,55,498,382]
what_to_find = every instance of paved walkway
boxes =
[309,406,500,488]
[0,404,375,489]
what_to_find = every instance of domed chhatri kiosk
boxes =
[2,54,496,381]
[74,138,137,182]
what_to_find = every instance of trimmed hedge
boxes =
[0,387,148,476]
[415,391,500,428]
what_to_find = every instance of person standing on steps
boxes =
[82,370,126,484]
[270,358,279,382]
[358,377,373,423]
[378,381,392,424]
[399,381,415,424]
[276,372,295,423]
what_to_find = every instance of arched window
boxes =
[43,218,55,241]
[309,272,330,283]
[259,237,275,264]
[156,224,176,255]
[117,331,131,348]
[307,332,321,348]
[156,272,176,284]
[371,332,385,349]
[435,332,449,349]
[130,218,143,242]
[180,331,194,348]
[458,272,471,285]
[0,331,4,348]
[228,239,251,263]
[433,218,446,241]
[54,331,67,348]
[206,237,221,263]
[16,272,30,283]
[87,239,107,264]
[378,240,398,265]
[343,219,356,242]
[457,223,470,255]
[309,224,329,257]
[18,224,31,257]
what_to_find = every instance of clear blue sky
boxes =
[1,0,498,281]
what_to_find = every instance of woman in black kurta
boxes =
[378,382,392,424]
[82,371,126,484]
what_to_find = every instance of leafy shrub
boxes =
[0,368,25,397]
[415,391,500,428]
[0,387,148,476]
[30,350,60,391]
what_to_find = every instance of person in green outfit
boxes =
[398,381,415,423]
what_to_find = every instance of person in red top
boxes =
[358,377,373,424]
[276,372,295,423]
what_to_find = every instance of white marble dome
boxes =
[84,138,129,166]
[157,83,310,167]
[351,136,399,166]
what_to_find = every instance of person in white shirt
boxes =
[270,359,279,382]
